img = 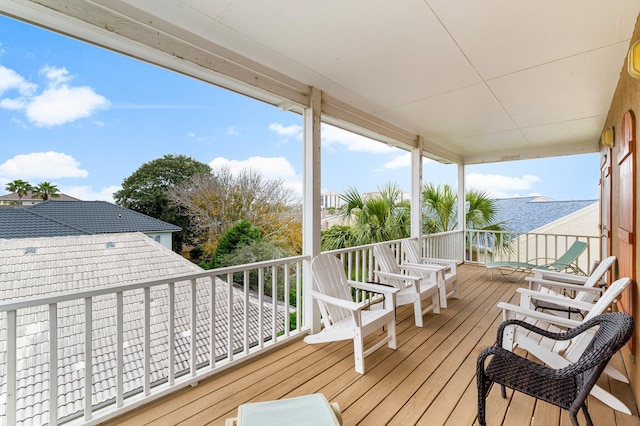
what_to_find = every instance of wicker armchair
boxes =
[477,312,634,426]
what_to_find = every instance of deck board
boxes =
[101,264,640,426]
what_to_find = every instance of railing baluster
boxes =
[243,270,250,353]
[7,310,16,426]
[272,266,278,342]
[208,278,215,368]
[84,297,93,421]
[49,303,58,426]
[190,280,197,376]
[296,261,301,331]
[168,283,176,381]
[284,264,290,337]
[226,273,233,361]
[116,292,124,405]
[143,288,150,395]
[258,267,264,349]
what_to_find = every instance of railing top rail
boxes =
[468,230,597,239]
[0,254,309,313]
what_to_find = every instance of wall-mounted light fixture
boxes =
[628,40,640,79]
[602,126,615,147]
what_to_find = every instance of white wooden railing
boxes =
[0,229,598,425]
[465,230,600,273]
[0,256,308,426]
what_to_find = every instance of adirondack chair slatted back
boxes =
[574,256,616,302]
[402,238,422,264]
[373,244,409,289]
[560,277,632,361]
[583,277,630,322]
[311,254,355,328]
[547,240,587,271]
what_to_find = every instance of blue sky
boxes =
[0,15,600,203]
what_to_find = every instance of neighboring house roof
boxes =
[0,190,79,202]
[0,201,181,239]
[493,196,598,233]
[0,208,90,239]
[0,232,285,424]
[28,200,181,234]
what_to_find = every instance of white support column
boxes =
[303,87,322,333]
[458,164,466,260]
[411,137,423,238]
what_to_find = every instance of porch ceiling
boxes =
[3,1,639,164]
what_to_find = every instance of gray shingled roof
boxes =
[493,196,597,233]
[27,200,181,234]
[0,208,89,239]
[0,233,285,424]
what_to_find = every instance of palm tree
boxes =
[422,183,509,258]
[5,179,33,205]
[33,181,60,201]
[422,183,506,232]
[321,182,411,249]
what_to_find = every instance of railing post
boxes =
[303,86,322,334]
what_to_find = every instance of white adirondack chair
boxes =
[373,243,440,328]
[304,253,398,374]
[498,277,632,414]
[401,237,459,308]
[522,255,616,319]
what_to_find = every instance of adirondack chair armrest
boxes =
[348,280,399,295]
[375,270,421,283]
[419,257,457,270]
[530,270,589,285]
[310,290,363,312]
[374,270,422,292]
[497,301,583,329]
[516,289,598,311]
[401,261,445,272]
[524,277,605,293]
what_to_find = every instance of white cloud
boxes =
[41,65,71,86]
[227,125,242,135]
[62,185,120,202]
[209,156,302,196]
[210,156,296,180]
[466,173,541,198]
[269,123,302,137]
[26,84,109,126]
[321,124,397,154]
[0,64,109,126]
[0,152,89,179]
[267,121,398,155]
[0,65,37,96]
[383,152,411,169]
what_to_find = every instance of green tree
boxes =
[208,220,262,269]
[322,182,411,249]
[167,166,301,255]
[5,179,33,205]
[33,181,60,201]
[113,154,211,252]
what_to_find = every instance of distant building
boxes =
[0,200,181,249]
[0,190,79,206]
[362,191,410,202]
[320,191,343,209]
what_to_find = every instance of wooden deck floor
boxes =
[103,264,639,426]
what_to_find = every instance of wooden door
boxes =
[600,148,612,280]
[617,110,636,353]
